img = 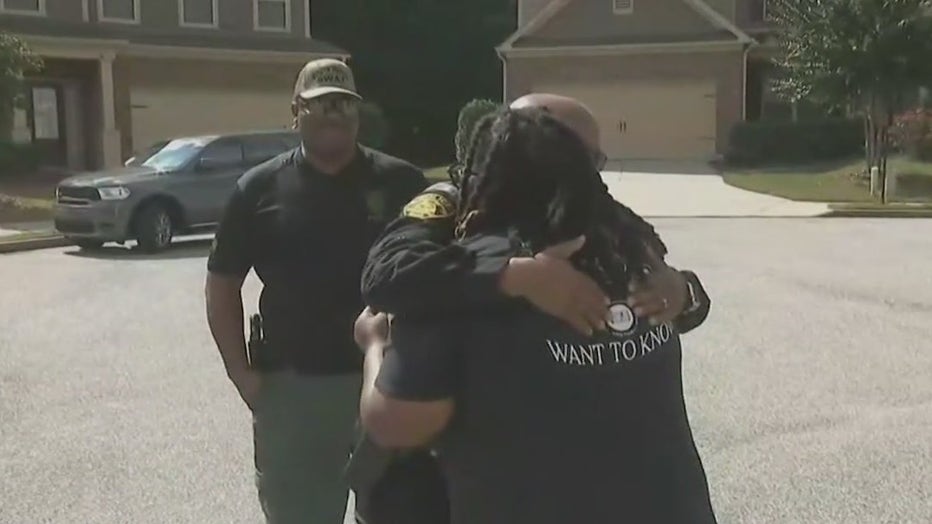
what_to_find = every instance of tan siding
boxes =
[123,58,296,151]
[519,0,553,27]
[703,0,737,21]
[534,0,723,41]
[505,50,745,155]
[45,0,85,21]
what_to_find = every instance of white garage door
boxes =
[536,81,717,161]
[129,86,293,153]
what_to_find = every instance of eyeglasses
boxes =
[297,96,359,117]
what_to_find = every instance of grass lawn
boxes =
[723,156,932,203]
[0,230,60,244]
[0,193,54,224]
[424,165,450,182]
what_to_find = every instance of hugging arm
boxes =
[359,316,459,448]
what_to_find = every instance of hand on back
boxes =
[501,236,609,336]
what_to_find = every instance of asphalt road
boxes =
[1,218,930,524]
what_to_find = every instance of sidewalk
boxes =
[0,221,55,238]
[602,171,831,218]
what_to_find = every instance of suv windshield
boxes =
[141,137,215,172]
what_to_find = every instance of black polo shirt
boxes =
[208,146,426,375]
[376,237,717,524]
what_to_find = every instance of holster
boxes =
[247,313,282,372]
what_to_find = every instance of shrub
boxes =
[454,99,499,163]
[726,118,863,166]
[0,140,41,177]
[358,102,390,150]
[890,108,932,161]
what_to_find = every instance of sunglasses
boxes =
[297,96,359,117]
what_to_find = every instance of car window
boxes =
[142,137,214,172]
[199,138,245,169]
[243,135,292,165]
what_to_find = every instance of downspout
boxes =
[741,42,751,121]
[496,47,508,104]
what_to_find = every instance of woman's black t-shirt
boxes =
[378,281,717,524]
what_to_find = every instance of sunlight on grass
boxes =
[425,166,450,182]
[723,157,932,203]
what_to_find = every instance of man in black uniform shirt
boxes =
[351,94,711,524]
[361,93,710,340]
[205,58,426,523]
[360,107,718,524]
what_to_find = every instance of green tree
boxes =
[769,0,932,202]
[310,0,516,165]
[0,33,42,141]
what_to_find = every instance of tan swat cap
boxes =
[293,58,362,101]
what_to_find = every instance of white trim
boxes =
[683,0,754,43]
[304,0,311,38]
[97,0,141,25]
[81,0,89,21]
[500,0,754,52]
[501,39,745,58]
[612,0,634,16]
[253,0,291,33]
[124,43,346,63]
[178,0,219,29]
[500,0,570,51]
[0,0,46,16]
[13,33,349,63]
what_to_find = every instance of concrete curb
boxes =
[0,235,71,254]
[821,205,932,218]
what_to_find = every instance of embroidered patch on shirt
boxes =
[402,192,455,220]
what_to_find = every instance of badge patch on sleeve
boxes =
[402,192,455,220]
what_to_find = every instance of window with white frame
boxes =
[98,0,139,23]
[0,0,46,15]
[613,0,634,15]
[179,0,218,28]
[254,0,290,32]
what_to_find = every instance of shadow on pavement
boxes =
[64,237,212,261]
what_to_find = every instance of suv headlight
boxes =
[98,186,131,200]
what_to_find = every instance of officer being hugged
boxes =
[205,58,426,523]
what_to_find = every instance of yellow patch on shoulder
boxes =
[402,192,455,220]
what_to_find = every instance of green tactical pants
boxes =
[253,370,362,524]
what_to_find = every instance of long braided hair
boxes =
[454,107,666,296]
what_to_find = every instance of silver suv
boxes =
[54,130,299,252]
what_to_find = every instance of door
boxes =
[178,137,247,225]
[537,81,718,161]
[27,85,67,167]
[129,85,291,155]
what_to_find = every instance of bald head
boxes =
[510,93,601,153]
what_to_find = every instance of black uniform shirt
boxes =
[208,146,426,375]
[377,236,717,523]
[362,186,710,331]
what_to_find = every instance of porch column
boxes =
[98,53,122,168]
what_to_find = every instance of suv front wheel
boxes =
[134,203,174,253]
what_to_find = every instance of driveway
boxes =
[2,220,931,523]
[602,170,831,217]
